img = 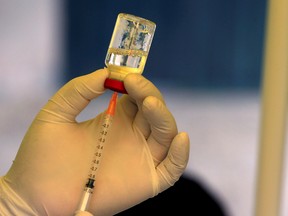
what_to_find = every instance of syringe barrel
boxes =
[77,187,93,212]
[75,92,118,215]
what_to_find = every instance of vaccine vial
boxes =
[104,13,156,93]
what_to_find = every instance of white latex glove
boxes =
[0,68,190,216]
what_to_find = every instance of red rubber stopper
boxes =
[104,78,127,94]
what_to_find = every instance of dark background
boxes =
[63,0,267,90]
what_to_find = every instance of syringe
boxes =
[75,91,118,214]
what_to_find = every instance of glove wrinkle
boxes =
[38,108,76,123]
[50,92,83,119]
[58,91,82,113]
[0,176,39,216]
[156,165,177,193]
[75,80,104,101]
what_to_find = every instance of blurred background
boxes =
[1,0,287,215]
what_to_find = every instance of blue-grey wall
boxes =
[64,0,267,89]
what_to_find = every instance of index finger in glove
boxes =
[38,68,109,123]
[119,74,164,119]
[117,74,164,138]
[142,95,178,164]
[157,132,190,193]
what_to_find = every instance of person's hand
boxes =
[1,68,190,216]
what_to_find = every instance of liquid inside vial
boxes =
[105,13,155,82]
[106,48,148,80]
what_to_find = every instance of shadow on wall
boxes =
[117,175,228,215]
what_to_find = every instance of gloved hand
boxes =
[0,68,190,216]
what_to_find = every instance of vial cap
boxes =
[104,78,127,94]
